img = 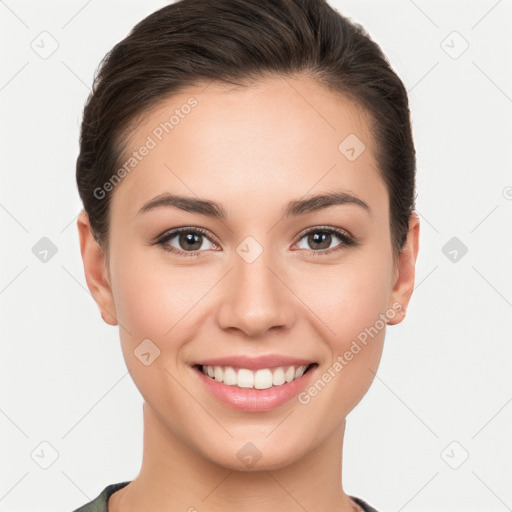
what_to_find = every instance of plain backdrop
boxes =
[1,1,511,511]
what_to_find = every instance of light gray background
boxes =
[1,1,511,511]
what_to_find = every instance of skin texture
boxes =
[77,75,420,512]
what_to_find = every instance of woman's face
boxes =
[80,75,418,470]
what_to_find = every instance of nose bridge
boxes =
[216,238,295,336]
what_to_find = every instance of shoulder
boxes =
[70,481,131,512]
[350,495,381,512]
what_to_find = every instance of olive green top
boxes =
[71,481,380,512]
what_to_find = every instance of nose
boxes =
[216,246,297,338]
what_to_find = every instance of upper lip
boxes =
[194,355,316,370]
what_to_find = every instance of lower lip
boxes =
[194,365,317,412]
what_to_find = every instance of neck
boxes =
[109,402,359,512]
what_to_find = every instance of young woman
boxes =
[73,0,419,510]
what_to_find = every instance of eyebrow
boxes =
[136,190,370,219]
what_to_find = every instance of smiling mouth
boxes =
[194,363,318,389]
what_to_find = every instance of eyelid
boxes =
[151,226,220,257]
[154,225,357,257]
[295,225,353,242]
[292,225,356,255]
[155,226,219,247]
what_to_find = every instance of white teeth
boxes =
[295,365,307,378]
[200,364,312,389]
[214,366,223,382]
[285,366,295,383]
[237,369,254,388]
[223,366,237,385]
[272,367,285,386]
[254,369,273,389]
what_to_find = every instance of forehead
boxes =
[110,75,386,219]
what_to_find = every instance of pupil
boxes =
[180,232,201,250]
[309,232,331,250]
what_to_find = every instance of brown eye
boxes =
[157,227,217,256]
[306,232,333,250]
[295,227,355,255]
[176,231,203,251]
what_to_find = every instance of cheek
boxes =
[109,248,221,401]
[110,255,201,419]
[291,249,392,410]
[294,248,393,346]
[295,270,389,419]
[110,247,206,339]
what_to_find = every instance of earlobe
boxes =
[387,212,420,326]
[77,211,118,326]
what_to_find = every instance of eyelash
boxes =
[154,226,357,258]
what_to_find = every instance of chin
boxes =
[195,431,311,473]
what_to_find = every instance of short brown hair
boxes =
[76,0,416,258]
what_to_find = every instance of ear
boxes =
[387,212,420,325]
[77,211,118,326]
